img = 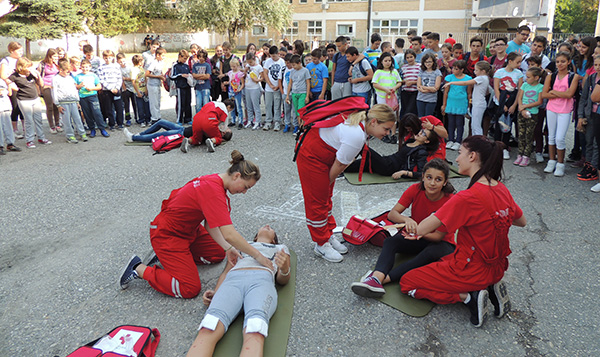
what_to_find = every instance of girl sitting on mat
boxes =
[186,224,290,357]
[400,135,526,328]
[345,127,439,180]
[351,159,456,298]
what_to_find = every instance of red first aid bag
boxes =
[151,133,183,154]
[67,325,160,357]
[342,211,404,246]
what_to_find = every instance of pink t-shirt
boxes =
[546,73,574,114]
[41,63,59,87]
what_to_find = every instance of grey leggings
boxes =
[199,269,277,337]
[17,98,46,142]
[245,88,262,124]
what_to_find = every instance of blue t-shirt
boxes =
[494,68,524,92]
[333,52,351,83]
[306,62,329,93]
[507,40,531,56]
[192,62,211,90]
[444,74,472,115]
[74,72,100,98]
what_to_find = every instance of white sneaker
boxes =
[591,183,600,193]
[244,121,253,129]
[329,236,348,254]
[123,128,133,142]
[451,142,461,151]
[544,160,557,173]
[446,141,454,149]
[205,138,215,152]
[535,152,544,163]
[263,122,271,131]
[503,149,510,160]
[314,242,343,263]
[252,122,260,130]
[273,122,281,132]
[553,162,565,177]
[180,137,190,153]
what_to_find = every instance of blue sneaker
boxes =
[283,125,290,133]
[100,129,110,137]
[293,126,300,135]
[125,120,132,126]
[89,129,96,138]
[119,255,141,289]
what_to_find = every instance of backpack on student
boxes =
[151,133,184,155]
[356,58,374,90]
[549,71,576,90]
[66,325,160,357]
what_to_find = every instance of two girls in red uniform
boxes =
[119,150,273,299]
[296,103,396,263]
[351,159,456,298]
[400,135,527,327]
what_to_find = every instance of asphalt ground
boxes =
[1,95,599,356]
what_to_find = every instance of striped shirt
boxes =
[97,63,123,91]
[372,69,402,98]
[362,47,381,67]
[401,64,420,92]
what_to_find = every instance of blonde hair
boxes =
[16,57,32,74]
[227,150,261,181]
[7,41,22,53]
[348,104,396,126]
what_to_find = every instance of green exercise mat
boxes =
[344,165,465,185]
[363,253,435,317]
[213,250,297,356]
[124,141,152,146]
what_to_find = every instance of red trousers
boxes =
[400,254,505,304]
[296,129,338,245]
[143,224,225,298]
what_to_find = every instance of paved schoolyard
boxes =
[0,95,598,356]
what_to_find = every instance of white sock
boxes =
[463,294,471,304]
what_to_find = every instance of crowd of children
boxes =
[0,29,599,192]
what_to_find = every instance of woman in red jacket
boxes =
[181,99,234,153]
[400,135,527,327]
[119,150,273,299]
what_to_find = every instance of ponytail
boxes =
[227,150,261,181]
[461,135,504,188]
[347,104,396,126]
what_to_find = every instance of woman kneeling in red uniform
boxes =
[296,103,396,263]
[119,150,273,298]
[400,135,527,327]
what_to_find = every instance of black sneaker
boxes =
[577,162,592,177]
[119,255,141,289]
[227,122,236,127]
[578,168,599,181]
[566,150,581,162]
[487,281,511,318]
[465,289,489,327]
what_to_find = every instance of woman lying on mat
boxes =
[345,127,439,179]
[187,225,290,357]
[400,135,526,328]
[351,159,456,298]
[398,113,448,161]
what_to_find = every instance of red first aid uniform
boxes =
[403,115,446,161]
[400,182,523,304]
[190,101,228,146]
[296,124,367,245]
[143,174,231,298]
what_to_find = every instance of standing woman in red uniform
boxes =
[400,135,527,327]
[119,150,273,299]
[296,103,396,263]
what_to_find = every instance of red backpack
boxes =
[151,133,183,155]
[293,96,369,162]
[66,325,160,357]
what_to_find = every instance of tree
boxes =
[76,0,175,54]
[178,0,292,46]
[0,0,83,57]
[554,0,598,33]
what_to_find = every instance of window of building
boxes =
[372,19,418,38]
[307,21,322,35]
[164,0,177,9]
[299,0,307,3]
[285,21,299,38]
[252,25,267,36]
[337,22,355,37]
